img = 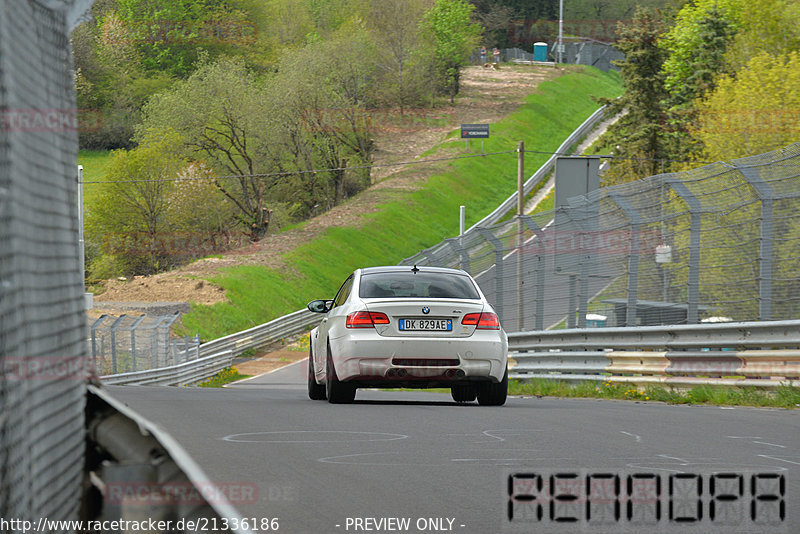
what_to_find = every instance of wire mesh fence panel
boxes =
[401,143,800,332]
[0,1,90,526]
[90,313,199,375]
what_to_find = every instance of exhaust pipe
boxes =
[386,368,396,377]
[445,369,466,378]
[396,368,408,378]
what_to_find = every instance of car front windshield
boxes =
[359,271,480,299]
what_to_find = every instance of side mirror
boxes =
[307,299,331,313]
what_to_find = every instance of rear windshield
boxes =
[359,272,480,299]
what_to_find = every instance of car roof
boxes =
[357,266,469,276]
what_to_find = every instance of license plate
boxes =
[398,318,452,331]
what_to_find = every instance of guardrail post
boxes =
[609,194,641,326]
[90,314,108,373]
[445,237,471,273]
[109,315,127,374]
[478,227,505,324]
[665,180,702,324]
[736,165,775,320]
[127,315,147,372]
[519,216,546,330]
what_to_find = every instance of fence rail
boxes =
[509,320,800,387]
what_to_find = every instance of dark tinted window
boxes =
[359,272,480,299]
[333,276,354,307]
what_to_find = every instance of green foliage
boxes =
[660,0,743,100]
[116,0,254,77]
[180,68,623,338]
[368,0,434,109]
[196,366,251,387]
[87,133,187,276]
[601,7,669,182]
[508,378,800,408]
[420,0,483,102]
[138,57,277,238]
[693,51,800,161]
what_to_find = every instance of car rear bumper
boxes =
[329,330,508,384]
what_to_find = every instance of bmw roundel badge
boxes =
[422,306,430,314]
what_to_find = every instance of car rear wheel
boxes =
[477,368,507,406]
[308,350,327,400]
[326,347,356,404]
[451,385,477,403]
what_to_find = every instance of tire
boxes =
[477,367,508,406]
[326,347,356,404]
[307,350,327,400]
[451,385,477,403]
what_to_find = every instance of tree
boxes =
[420,0,483,103]
[115,0,255,77]
[138,57,277,239]
[368,0,432,110]
[87,134,185,276]
[692,51,800,161]
[601,7,668,182]
[662,6,737,108]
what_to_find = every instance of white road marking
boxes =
[221,430,408,443]
[727,436,787,448]
[620,431,642,443]
[757,455,800,466]
[752,441,787,448]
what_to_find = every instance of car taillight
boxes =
[461,312,500,329]
[346,311,390,328]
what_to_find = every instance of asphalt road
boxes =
[108,361,799,534]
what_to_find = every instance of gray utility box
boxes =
[553,156,600,275]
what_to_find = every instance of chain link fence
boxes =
[402,143,800,333]
[89,313,203,376]
[0,1,91,527]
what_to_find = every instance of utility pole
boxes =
[558,0,564,64]
[517,141,524,332]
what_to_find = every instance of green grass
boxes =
[78,149,114,209]
[509,378,800,408]
[104,66,617,340]
[196,366,252,387]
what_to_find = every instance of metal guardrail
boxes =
[198,308,317,358]
[101,350,235,386]
[509,320,800,387]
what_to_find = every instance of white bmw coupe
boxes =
[307,266,508,405]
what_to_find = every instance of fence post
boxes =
[127,315,147,372]
[478,227,505,324]
[445,237,470,274]
[736,165,774,320]
[109,315,127,374]
[665,180,702,324]
[90,314,108,373]
[519,216,546,331]
[162,312,182,367]
[150,315,169,368]
[609,194,641,326]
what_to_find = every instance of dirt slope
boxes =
[93,65,559,309]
